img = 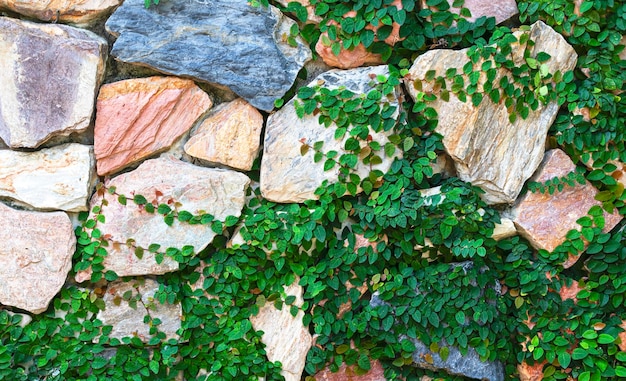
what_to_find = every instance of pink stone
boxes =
[314,360,386,381]
[94,76,212,176]
[421,0,518,25]
[510,149,623,267]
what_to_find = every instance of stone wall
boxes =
[0,1,624,380]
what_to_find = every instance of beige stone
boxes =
[184,99,263,171]
[85,156,249,277]
[509,149,623,267]
[0,17,107,148]
[96,278,181,343]
[94,76,212,176]
[0,0,121,26]
[492,218,517,241]
[0,144,94,212]
[261,65,401,203]
[250,280,312,381]
[406,21,577,204]
[0,202,75,314]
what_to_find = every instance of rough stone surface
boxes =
[508,149,623,267]
[0,144,94,212]
[94,76,212,176]
[0,202,75,314]
[96,278,181,343]
[0,17,107,148]
[105,0,311,111]
[406,21,577,204]
[492,218,517,241]
[261,65,401,203]
[422,0,518,25]
[0,0,121,26]
[314,359,386,381]
[517,360,545,381]
[86,156,249,277]
[250,280,312,381]
[184,98,263,171]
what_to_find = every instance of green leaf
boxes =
[149,360,159,374]
[455,311,466,325]
[571,348,587,360]
[558,351,571,368]
[133,194,147,205]
[597,333,615,344]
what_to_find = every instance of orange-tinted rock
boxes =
[509,149,623,267]
[315,0,403,69]
[0,0,121,26]
[184,98,263,171]
[517,360,546,381]
[94,76,212,176]
[314,360,385,381]
[619,320,626,352]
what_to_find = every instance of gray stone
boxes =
[105,0,311,111]
[83,156,249,277]
[0,17,107,148]
[0,202,75,314]
[0,144,95,212]
[406,21,577,204]
[261,65,401,203]
[96,278,181,343]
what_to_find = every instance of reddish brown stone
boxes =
[314,360,385,381]
[509,149,623,267]
[94,76,212,176]
[517,360,546,381]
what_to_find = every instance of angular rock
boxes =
[94,76,212,176]
[508,149,622,267]
[105,0,311,112]
[0,202,75,314]
[250,280,312,381]
[261,65,401,203]
[406,21,577,204]
[314,359,386,381]
[492,218,517,241]
[0,144,94,212]
[0,0,121,26]
[184,98,263,171]
[0,17,107,148]
[96,278,181,343]
[87,156,249,277]
[421,0,518,25]
[517,360,546,381]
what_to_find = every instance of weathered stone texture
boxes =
[314,360,386,381]
[509,149,622,267]
[406,21,577,204]
[250,281,312,381]
[0,17,107,148]
[0,144,94,212]
[0,202,75,314]
[87,156,249,277]
[184,98,263,171]
[96,278,181,343]
[94,76,212,176]
[261,65,400,203]
[0,0,122,26]
[105,0,311,111]
[422,0,519,25]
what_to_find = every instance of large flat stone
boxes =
[86,156,249,277]
[508,149,623,267]
[406,21,577,204]
[250,280,312,381]
[0,202,75,314]
[421,0,518,25]
[0,144,94,212]
[0,17,107,148]
[105,0,311,111]
[261,65,401,203]
[0,0,121,26]
[94,76,212,176]
[96,278,181,343]
[184,98,263,171]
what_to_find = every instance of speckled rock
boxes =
[105,0,311,111]
[94,76,212,176]
[0,0,122,26]
[509,149,623,267]
[0,202,75,314]
[184,98,263,171]
[0,17,107,148]
[261,65,401,203]
[406,21,577,204]
[422,0,518,25]
[0,144,94,212]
